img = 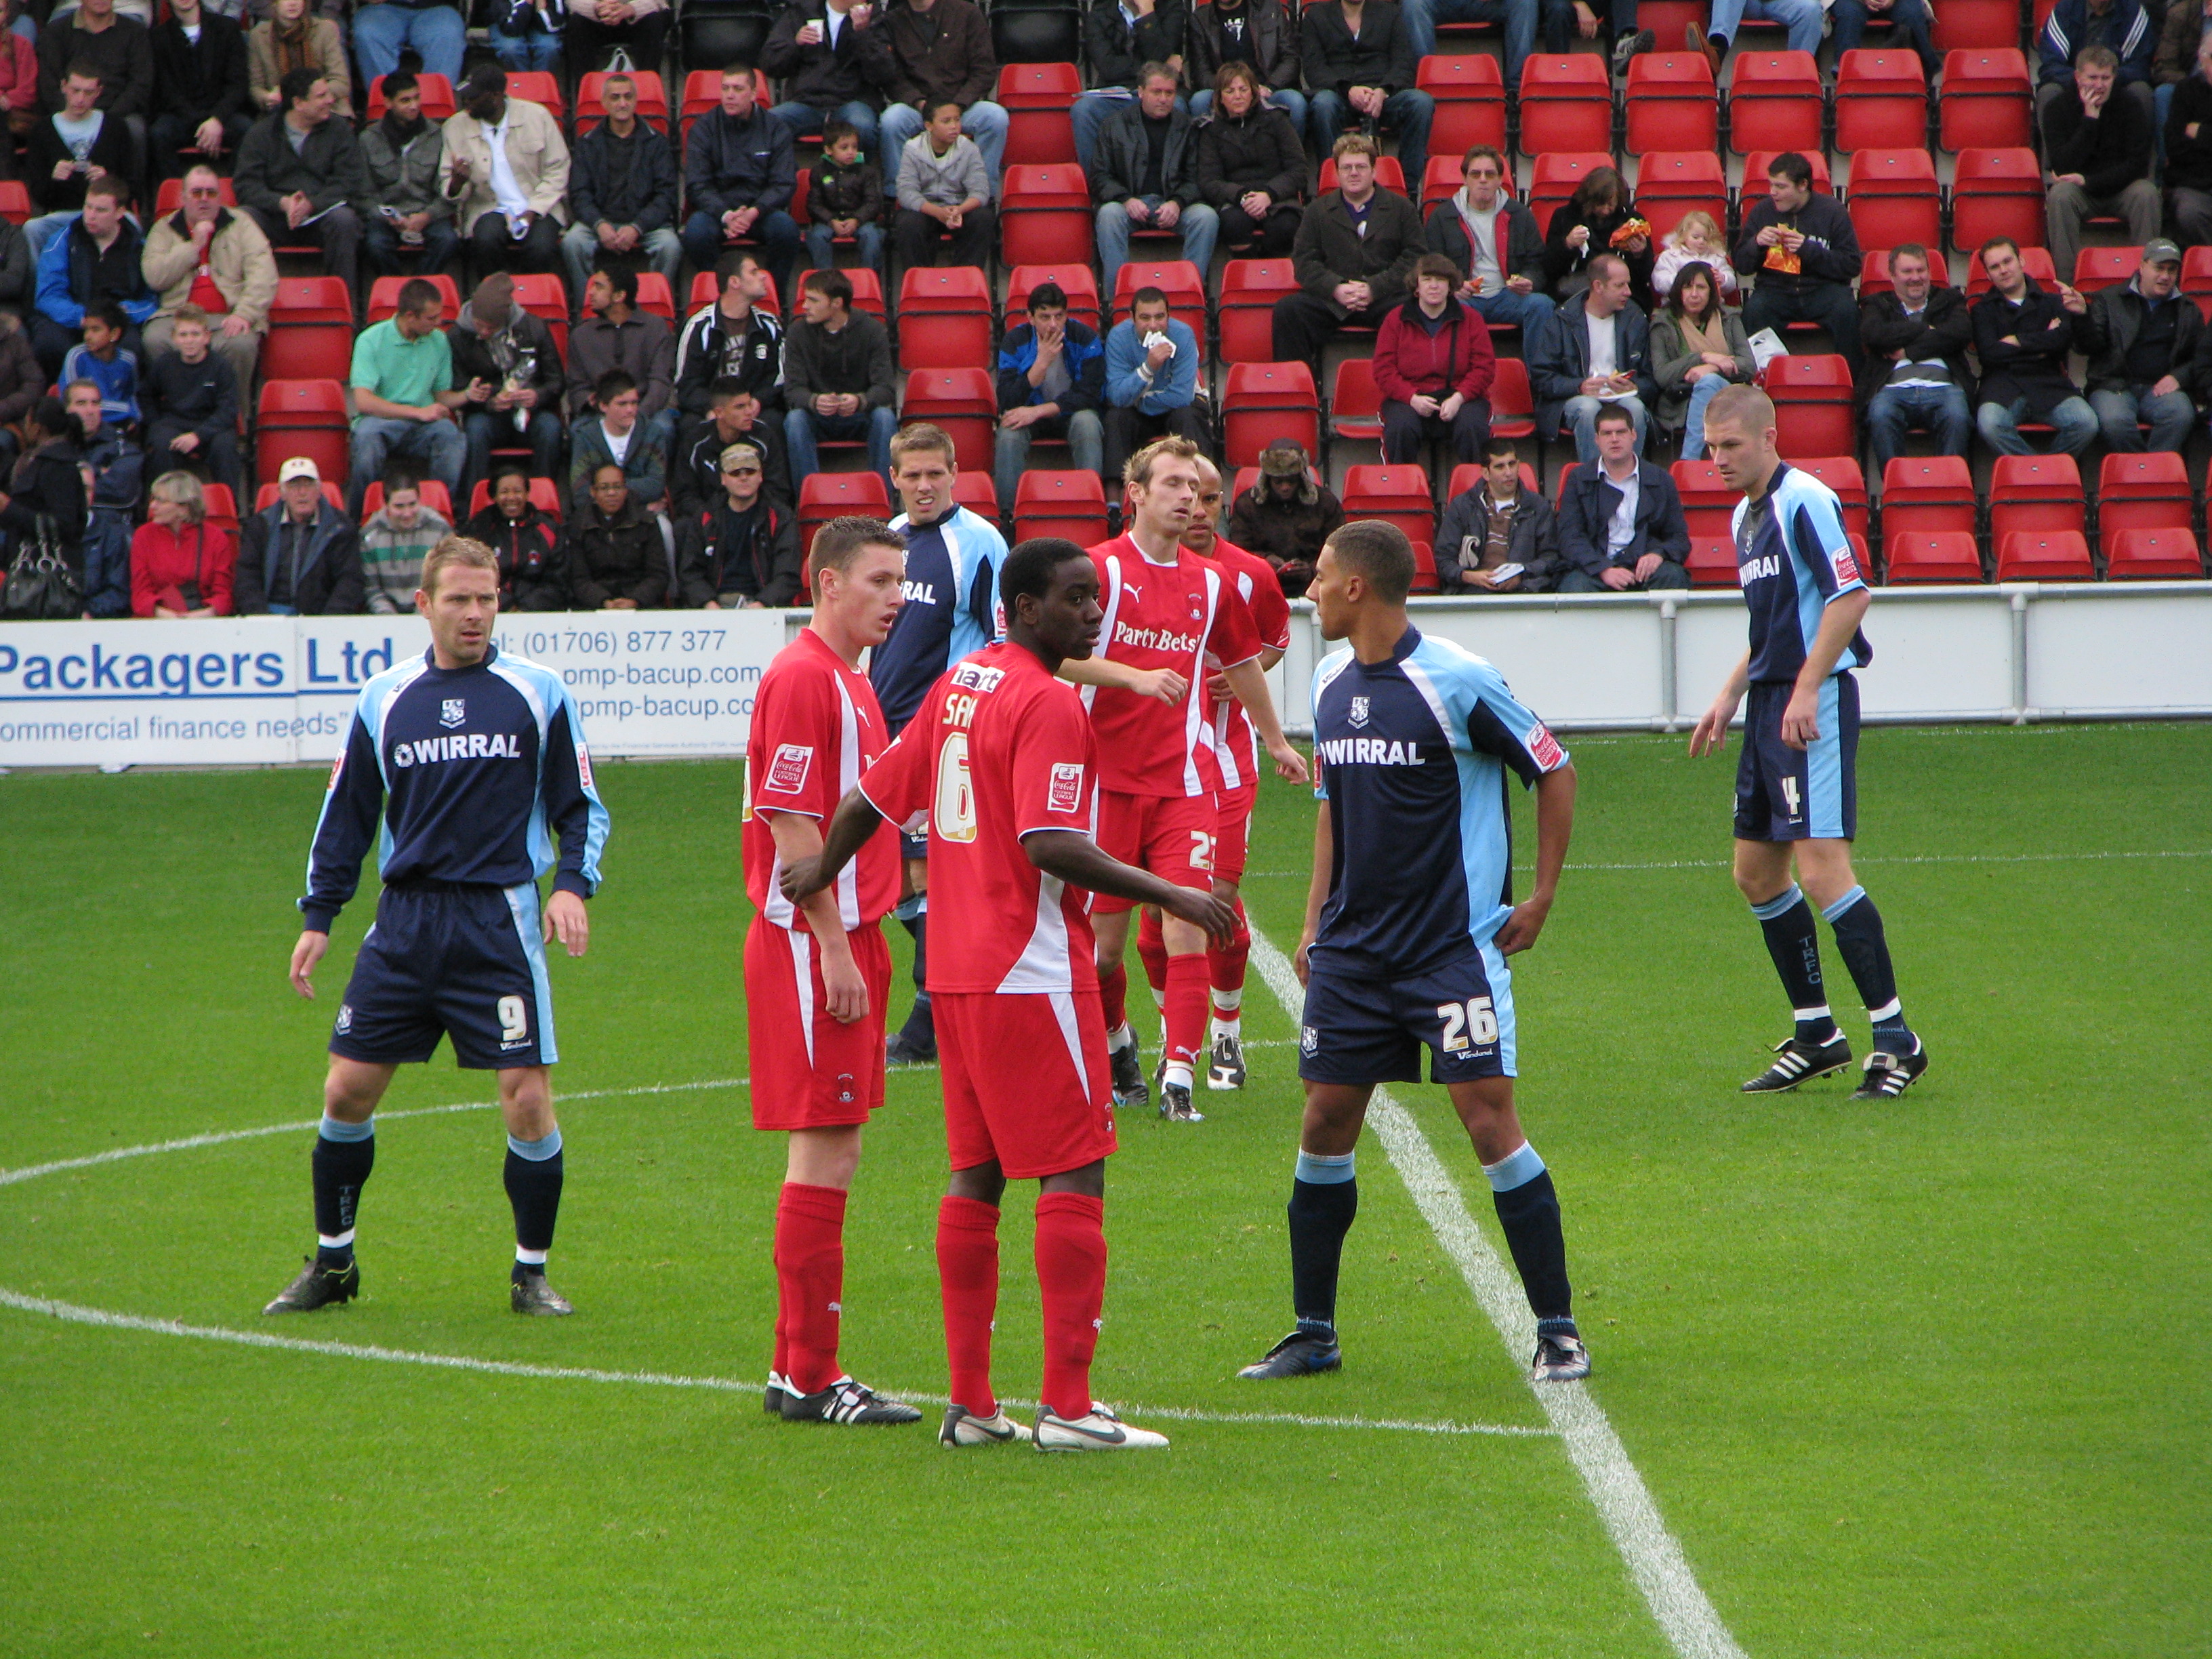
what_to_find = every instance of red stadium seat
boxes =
[1672,459,1736,538]
[575,70,669,132]
[1835,52,1930,152]
[155,176,237,216]
[1763,356,1856,457]
[2096,452,2193,552]
[1950,148,2045,253]
[901,367,999,474]
[1419,54,1508,157]
[1940,51,2033,151]
[1845,149,1942,252]
[505,71,564,122]
[256,380,350,494]
[1883,531,1984,583]
[1517,55,1614,155]
[1965,243,2057,298]
[2104,528,2205,578]
[689,270,722,313]
[1421,155,1466,211]
[1635,150,1727,241]
[1328,359,1385,451]
[1528,152,1614,224]
[1111,259,1206,343]
[1221,361,1319,469]
[632,272,675,323]
[950,470,1001,520]
[367,73,455,123]
[1686,537,1741,586]
[1340,466,1436,550]
[1793,456,1869,541]
[1217,260,1298,367]
[1933,0,2025,51]
[1006,262,1103,330]
[2073,245,2142,294]
[1989,455,2085,543]
[1727,52,1822,155]
[1996,531,2095,581]
[899,266,996,370]
[508,272,570,356]
[361,479,456,520]
[0,180,30,224]
[1486,357,1537,443]
[202,483,239,532]
[1447,462,1540,501]
[998,62,1081,166]
[1858,246,1950,295]
[261,277,356,383]
[256,480,346,516]
[1625,54,1717,155]
[1000,165,1094,269]
[1319,155,1408,196]
[367,273,461,324]
[468,476,564,519]
[1014,470,1108,545]
[1408,539,1441,594]
[798,472,893,550]
[1880,455,1977,539]
[796,265,884,321]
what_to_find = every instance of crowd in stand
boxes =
[5,0,2212,621]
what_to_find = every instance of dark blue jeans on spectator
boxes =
[1829,0,1940,74]
[1401,0,1539,82]
[2089,384,2197,453]
[1975,394,2097,457]
[783,404,899,486]
[1864,382,1971,474]
[1307,89,1435,194]
[464,408,566,506]
[681,209,801,301]
[365,214,463,282]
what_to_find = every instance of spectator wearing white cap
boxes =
[234,456,364,613]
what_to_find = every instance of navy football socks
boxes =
[504,1128,565,1273]
[312,1115,375,1267]
[1486,1143,1573,1324]
[1824,886,1914,1054]
[1287,1150,1357,1336]
[1750,884,1841,1045]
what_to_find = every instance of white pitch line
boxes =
[1246,926,1747,1659]
[0,1077,748,1187]
[0,1289,1549,1441]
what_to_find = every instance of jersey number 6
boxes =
[934,733,977,843]
[1437,996,1498,1052]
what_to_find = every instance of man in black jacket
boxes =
[680,67,802,300]
[1075,0,1185,173]
[678,438,802,607]
[1302,0,1433,192]
[1732,151,1862,372]
[760,0,898,156]
[1859,243,1973,475]
[561,72,682,310]
[674,376,793,518]
[1092,68,1220,294]
[148,0,249,183]
[448,273,566,504]
[1186,0,1307,134]
[674,255,785,415]
[1555,406,1689,592]
[878,0,1007,192]
[2045,46,2163,288]
[235,457,364,615]
[2082,237,2201,451]
[1272,134,1426,365]
[1435,437,1561,592]
[234,69,370,306]
[1971,235,2098,455]
[1427,144,1555,337]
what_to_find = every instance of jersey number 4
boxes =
[934,733,978,843]
[1436,996,1498,1052]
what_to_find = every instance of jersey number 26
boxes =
[1437,996,1498,1052]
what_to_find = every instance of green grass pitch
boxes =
[2,722,2207,1658]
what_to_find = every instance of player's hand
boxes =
[1294,931,1315,987]
[779,855,830,902]
[822,948,869,1023]
[1687,696,1738,758]
[544,889,590,956]
[1268,739,1310,784]
[1494,894,1551,956]
[290,930,329,998]
[1134,666,1189,703]
[1779,685,1822,750]
[1163,884,1239,946]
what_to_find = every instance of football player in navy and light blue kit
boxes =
[871,422,1009,1065]
[1240,521,1591,1387]
[266,537,611,1317]
[1690,384,1927,1101]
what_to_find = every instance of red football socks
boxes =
[775,1182,848,1396]
[1033,1191,1107,1421]
[1210,899,1250,1004]
[937,1194,1002,1418]
[1099,960,1129,1036]
[1135,907,1170,998]
[1163,954,1209,1078]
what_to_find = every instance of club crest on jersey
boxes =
[768,743,813,793]
[1528,723,1564,769]
[1300,1025,1318,1055]
[1347,695,1370,729]
[1048,761,1084,813]
[440,697,466,729]
[335,1004,354,1033]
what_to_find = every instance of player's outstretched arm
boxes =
[1687,650,1753,758]
[780,785,888,904]
[1781,588,1872,750]
[1219,656,1310,783]
[1057,655,1189,704]
[289,930,329,1000]
[1296,799,1332,987]
[1024,830,1238,945]
[1495,763,1576,956]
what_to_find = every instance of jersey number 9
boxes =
[1437,996,1498,1052]
[498,996,530,1043]
[934,733,977,843]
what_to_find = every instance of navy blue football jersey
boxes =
[1732,462,1872,683]
[301,647,610,930]
[869,505,1007,733]
[1309,628,1570,975]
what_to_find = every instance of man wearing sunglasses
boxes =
[141,161,279,386]
[677,438,802,608]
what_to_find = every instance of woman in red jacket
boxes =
[1372,253,1498,466]
[131,470,235,618]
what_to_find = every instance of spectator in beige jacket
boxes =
[140,164,279,382]
[247,0,350,117]
[439,62,569,283]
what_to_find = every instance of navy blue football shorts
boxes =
[330,882,558,1070]
[1734,673,1858,843]
[1298,943,1518,1086]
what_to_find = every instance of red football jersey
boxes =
[1196,536,1294,789]
[858,641,1101,994]
[743,627,899,931]
[1083,534,1265,798]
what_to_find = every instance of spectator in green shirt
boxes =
[346,275,466,516]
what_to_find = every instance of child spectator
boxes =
[461,464,568,611]
[1652,210,1738,302]
[806,119,885,278]
[893,99,994,272]
[61,302,139,428]
[359,467,455,615]
[141,304,242,493]
[129,468,235,617]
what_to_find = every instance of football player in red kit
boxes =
[743,517,924,1427]
[1133,453,1292,1090]
[1081,438,1308,1122]
[785,538,1236,1450]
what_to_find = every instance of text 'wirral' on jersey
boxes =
[1732,462,1872,684]
[1309,628,1569,975]
[869,505,1008,735]
[300,647,611,931]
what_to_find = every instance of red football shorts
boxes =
[1212,780,1257,885]
[1092,788,1216,914]
[744,915,893,1130]
[935,989,1118,1179]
